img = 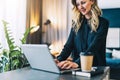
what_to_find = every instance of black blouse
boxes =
[57,17,109,67]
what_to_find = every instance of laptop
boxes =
[21,44,79,74]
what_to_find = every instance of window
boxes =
[0,0,26,49]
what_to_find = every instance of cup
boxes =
[80,52,93,72]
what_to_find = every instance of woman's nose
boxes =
[78,4,83,9]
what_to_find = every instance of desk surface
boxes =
[0,66,109,80]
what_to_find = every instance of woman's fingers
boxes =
[63,61,78,69]
[65,63,73,69]
[57,61,67,68]
[57,61,78,69]
[61,61,70,69]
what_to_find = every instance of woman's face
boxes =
[76,0,94,18]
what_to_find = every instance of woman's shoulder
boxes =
[97,17,109,30]
[99,16,109,25]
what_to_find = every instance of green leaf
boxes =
[20,26,34,44]
[4,63,10,72]
[9,50,21,57]
[2,49,9,57]
[11,59,19,69]
[0,20,29,72]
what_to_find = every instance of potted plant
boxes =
[0,20,34,73]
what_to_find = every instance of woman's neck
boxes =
[85,16,91,20]
[85,12,92,20]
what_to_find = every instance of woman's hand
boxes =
[57,60,78,69]
[54,59,60,64]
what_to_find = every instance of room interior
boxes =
[0,0,120,80]
[102,8,120,79]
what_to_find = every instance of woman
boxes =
[56,0,109,69]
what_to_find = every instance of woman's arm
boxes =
[57,28,75,61]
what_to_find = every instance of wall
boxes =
[97,0,120,48]
[102,8,120,48]
[98,0,120,9]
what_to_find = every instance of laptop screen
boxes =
[21,44,60,73]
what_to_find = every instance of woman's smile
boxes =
[80,8,86,14]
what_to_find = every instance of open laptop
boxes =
[21,44,79,74]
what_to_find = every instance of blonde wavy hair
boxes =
[72,0,102,33]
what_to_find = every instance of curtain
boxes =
[26,0,42,44]
[0,0,26,49]
[42,0,72,53]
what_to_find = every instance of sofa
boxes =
[106,48,120,79]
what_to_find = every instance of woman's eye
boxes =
[81,1,86,5]
[76,3,80,6]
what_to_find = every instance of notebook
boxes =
[21,44,79,74]
[72,67,104,77]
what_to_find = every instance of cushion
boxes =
[106,52,112,58]
[106,58,120,68]
[106,49,112,58]
[112,49,120,59]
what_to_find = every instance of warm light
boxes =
[49,41,64,57]
[30,25,40,33]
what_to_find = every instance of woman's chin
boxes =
[81,12,90,17]
[81,13,86,16]
[80,11,86,15]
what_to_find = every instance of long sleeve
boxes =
[57,28,75,61]
[73,17,109,66]
[86,17,109,66]
[86,18,109,53]
[57,17,109,67]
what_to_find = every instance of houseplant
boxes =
[0,20,34,73]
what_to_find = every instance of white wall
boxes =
[0,0,26,49]
[98,0,120,9]
[106,28,120,48]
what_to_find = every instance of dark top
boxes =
[57,17,109,67]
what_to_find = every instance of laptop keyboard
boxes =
[59,67,70,71]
